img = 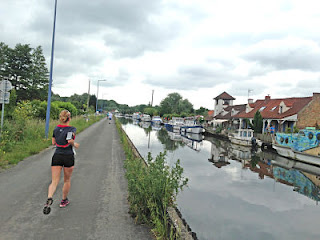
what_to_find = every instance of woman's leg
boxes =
[62,166,74,200]
[48,166,62,198]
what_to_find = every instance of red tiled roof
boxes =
[214,91,235,100]
[235,96,312,119]
[215,104,246,119]
[208,110,214,116]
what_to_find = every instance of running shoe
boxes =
[43,198,53,215]
[59,198,69,208]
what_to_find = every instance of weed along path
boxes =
[0,117,153,240]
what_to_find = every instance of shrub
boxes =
[116,120,188,239]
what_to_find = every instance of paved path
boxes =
[0,118,153,240]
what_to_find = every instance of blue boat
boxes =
[273,127,320,165]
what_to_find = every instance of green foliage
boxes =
[116,120,188,239]
[144,107,156,116]
[285,127,292,133]
[215,125,223,134]
[195,107,209,116]
[252,111,263,133]
[293,125,299,133]
[0,42,49,101]
[160,92,194,115]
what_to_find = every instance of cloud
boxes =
[243,37,320,72]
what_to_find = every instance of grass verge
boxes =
[0,115,104,169]
[115,118,188,239]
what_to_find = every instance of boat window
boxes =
[317,133,320,141]
[308,132,314,140]
[280,137,284,143]
[285,138,289,144]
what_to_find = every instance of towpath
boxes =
[0,118,153,240]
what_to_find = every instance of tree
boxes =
[0,42,10,77]
[195,107,209,116]
[252,111,263,133]
[29,46,49,100]
[160,92,194,115]
[0,43,49,101]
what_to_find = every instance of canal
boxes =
[119,118,320,240]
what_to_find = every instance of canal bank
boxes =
[117,119,196,240]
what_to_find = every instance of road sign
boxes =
[0,91,10,103]
[0,80,12,92]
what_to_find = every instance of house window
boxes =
[280,106,283,114]
[259,106,266,112]
[271,106,277,111]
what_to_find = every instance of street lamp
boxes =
[95,80,106,113]
[45,0,58,139]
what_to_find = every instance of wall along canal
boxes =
[119,118,320,240]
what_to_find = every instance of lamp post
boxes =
[45,0,58,138]
[95,80,106,113]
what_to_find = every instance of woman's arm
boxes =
[67,139,80,148]
[52,137,56,145]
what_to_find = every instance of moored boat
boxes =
[151,116,163,125]
[180,117,204,134]
[228,129,254,147]
[140,114,151,122]
[164,117,184,133]
[132,112,141,121]
[273,127,320,166]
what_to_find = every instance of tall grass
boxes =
[0,115,104,168]
[116,119,188,239]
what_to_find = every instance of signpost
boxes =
[0,77,12,137]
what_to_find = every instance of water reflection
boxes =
[119,118,320,240]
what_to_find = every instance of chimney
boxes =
[248,98,253,104]
[313,92,320,100]
[265,95,271,101]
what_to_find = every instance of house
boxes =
[234,93,320,133]
[213,92,246,129]
[204,110,214,126]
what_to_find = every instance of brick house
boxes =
[297,93,320,129]
[234,93,320,133]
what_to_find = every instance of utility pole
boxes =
[151,89,154,107]
[86,79,90,112]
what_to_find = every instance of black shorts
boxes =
[52,154,75,167]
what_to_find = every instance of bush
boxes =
[285,127,292,133]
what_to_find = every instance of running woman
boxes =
[43,110,80,215]
[108,112,113,124]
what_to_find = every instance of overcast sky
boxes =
[1,0,320,109]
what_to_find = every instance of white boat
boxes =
[181,133,204,151]
[140,114,152,122]
[228,129,254,147]
[164,117,184,133]
[132,112,140,120]
[151,116,163,125]
[139,121,151,128]
[273,127,320,166]
[180,117,204,134]
[168,131,182,141]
